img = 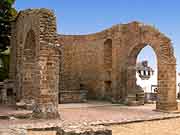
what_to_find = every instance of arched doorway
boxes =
[22,30,36,101]
[126,41,177,111]
[9,9,60,119]
[136,45,157,103]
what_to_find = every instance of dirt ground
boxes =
[111,117,180,135]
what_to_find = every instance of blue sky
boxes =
[14,0,180,72]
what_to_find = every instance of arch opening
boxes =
[22,30,36,101]
[103,39,112,101]
[126,44,159,105]
[136,45,158,104]
[126,41,177,111]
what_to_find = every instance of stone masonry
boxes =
[8,8,178,119]
[9,9,60,118]
[58,22,177,111]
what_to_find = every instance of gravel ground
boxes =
[111,117,180,135]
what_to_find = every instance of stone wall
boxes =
[58,22,177,111]
[9,7,177,116]
[10,9,60,118]
[0,124,111,135]
[0,80,15,104]
[58,35,106,101]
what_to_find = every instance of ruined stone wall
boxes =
[9,7,177,113]
[10,9,60,118]
[58,24,134,102]
[58,22,177,111]
[58,35,106,102]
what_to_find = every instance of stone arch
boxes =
[10,9,60,119]
[22,29,36,101]
[126,25,177,111]
[136,45,157,92]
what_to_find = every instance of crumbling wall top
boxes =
[58,21,171,44]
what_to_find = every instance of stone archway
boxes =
[10,9,60,119]
[22,30,36,101]
[126,26,177,111]
[58,21,177,112]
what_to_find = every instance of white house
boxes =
[137,70,180,94]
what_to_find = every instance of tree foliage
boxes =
[0,51,10,81]
[0,0,17,80]
[0,0,17,52]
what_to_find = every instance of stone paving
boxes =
[1,102,180,134]
[59,101,180,125]
[1,101,180,129]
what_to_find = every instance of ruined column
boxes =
[33,44,60,119]
[156,60,178,111]
[32,9,60,119]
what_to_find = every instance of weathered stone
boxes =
[58,21,177,111]
[7,8,177,121]
[10,9,60,119]
[0,80,15,105]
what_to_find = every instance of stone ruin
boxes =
[9,9,60,119]
[0,8,177,119]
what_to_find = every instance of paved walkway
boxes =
[59,101,180,125]
[1,101,180,128]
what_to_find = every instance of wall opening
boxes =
[22,30,36,101]
[104,39,112,101]
[104,39,112,70]
[136,45,157,102]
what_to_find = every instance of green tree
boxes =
[0,0,17,80]
[0,0,17,52]
[0,48,10,81]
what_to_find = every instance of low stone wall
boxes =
[0,125,111,135]
[0,80,15,105]
[58,125,111,135]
